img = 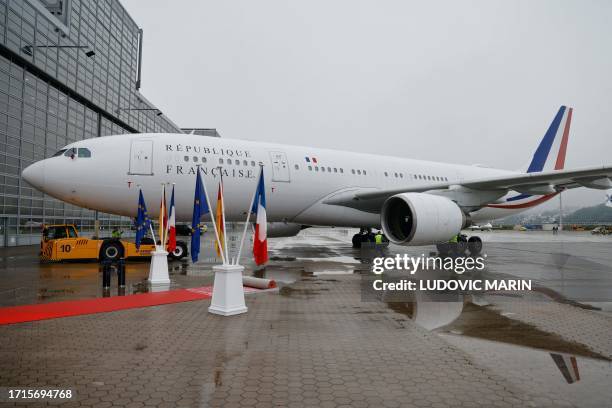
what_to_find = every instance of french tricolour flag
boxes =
[251,169,268,265]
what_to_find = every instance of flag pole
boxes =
[219,167,230,264]
[235,165,262,265]
[202,167,227,265]
[149,224,157,249]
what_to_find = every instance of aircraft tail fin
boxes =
[526,106,573,173]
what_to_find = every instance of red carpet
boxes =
[0,286,262,326]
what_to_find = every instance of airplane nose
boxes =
[22,161,45,190]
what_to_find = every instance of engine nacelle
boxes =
[267,222,305,238]
[381,193,466,245]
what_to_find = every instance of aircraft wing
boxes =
[324,165,612,211]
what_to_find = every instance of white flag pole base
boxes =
[148,248,171,285]
[208,264,248,316]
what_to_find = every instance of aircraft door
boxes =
[129,139,154,175]
[269,151,290,182]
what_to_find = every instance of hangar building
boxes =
[0,0,182,246]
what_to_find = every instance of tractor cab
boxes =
[42,224,79,241]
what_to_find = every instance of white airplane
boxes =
[21,106,612,251]
[467,222,493,232]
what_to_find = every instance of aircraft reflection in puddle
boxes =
[377,269,602,386]
[550,353,581,384]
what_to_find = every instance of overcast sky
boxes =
[122,0,611,209]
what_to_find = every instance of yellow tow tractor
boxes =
[40,224,189,262]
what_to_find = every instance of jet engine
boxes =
[267,222,306,238]
[381,193,467,245]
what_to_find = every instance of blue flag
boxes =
[135,189,151,249]
[191,168,210,262]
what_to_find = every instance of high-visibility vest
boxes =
[449,235,458,243]
[375,234,383,244]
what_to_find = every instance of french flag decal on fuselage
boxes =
[488,106,572,210]
[252,169,268,265]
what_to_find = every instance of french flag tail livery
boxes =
[527,105,573,173]
[487,106,573,210]
[252,169,268,265]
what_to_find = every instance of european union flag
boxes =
[135,189,151,249]
[191,168,210,262]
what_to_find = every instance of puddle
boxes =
[279,286,329,298]
[439,302,609,360]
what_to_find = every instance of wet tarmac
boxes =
[0,228,611,407]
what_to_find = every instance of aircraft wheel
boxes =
[352,234,363,248]
[468,236,483,256]
[453,235,468,256]
[168,241,188,260]
[100,241,123,261]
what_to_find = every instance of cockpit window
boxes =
[78,148,91,158]
[63,148,77,157]
[52,149,67,157]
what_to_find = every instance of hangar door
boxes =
[129,140,154,175]
[269,151,290,182]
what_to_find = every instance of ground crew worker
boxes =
[111,227,123,239]
[449,234,458,243]
[366,227,375,242]
[375,231,383,245]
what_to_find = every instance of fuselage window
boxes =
[357,170,362,175]
[251,161,256,166]
[193,156,198,162]
[327,167,331,172]
[219,158,224,164]
[363,170,367,175]
[243,160,248,166]
[235,159,240,165]
[351,169,356,174]
[315,166,319,171]
[384,172,388,177]
[340,168,344,174]
[308,165,312,171]
[321,166,326,172]
[399,173,403,178]
[202,157,207,163]
[77,148,91,158]
[333,168,337,173]
[394,172,398,178]
[52,149,67,157]
[294,164,299,170]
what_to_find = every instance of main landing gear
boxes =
[352,227,389,249]
[436,234,483,257]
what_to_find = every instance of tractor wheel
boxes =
[100,241,123,261]
[168,241,188,260]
